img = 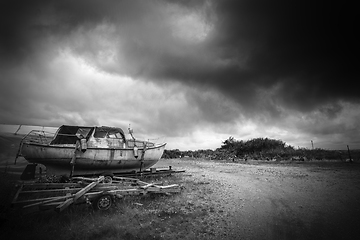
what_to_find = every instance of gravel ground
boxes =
[1,153,359,239]
[155,159,360,240]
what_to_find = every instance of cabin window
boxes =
[107,132,123,139]
[51,126,94,144]
[107,131,124,143]
[93,127,125,142]
[94,129,107,138]
[76,128,92,139]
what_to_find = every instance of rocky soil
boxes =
[155,159,360,239]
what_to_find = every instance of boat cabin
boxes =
[49,125,154,149]
[51,125,127,148]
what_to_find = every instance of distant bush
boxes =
[218,136,294,159]
[162,149,182,159]
[162,136,360,162]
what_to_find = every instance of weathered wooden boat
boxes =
[16,125,166,177]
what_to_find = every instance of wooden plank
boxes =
[22,196,70,208]
[112,189,143,193]
[73,176,104,202]
[55,198,74,212]
[72,176,100,182]
[83,191,104,197]
[19,188,83,194]
[22,183,80,190]
[112,176,149,186]
[11,184,23,204]
[92,185,118,191]
[157,184,179,189]
[136,180,149,186]
[112,176,140,182]
[140,183,155,189]
[20,183,115,194]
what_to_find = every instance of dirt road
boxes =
[155,159,360,239]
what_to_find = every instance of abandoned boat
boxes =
[16,125,166,176]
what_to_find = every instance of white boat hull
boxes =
[21,142,166,176]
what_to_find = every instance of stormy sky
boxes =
[0,0,358,150]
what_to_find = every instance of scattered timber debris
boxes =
[12,176,181,213]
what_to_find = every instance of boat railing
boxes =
[15,130,56,164]
[126,137,165,148]
[147,136,166,146]
[21,130,55,145]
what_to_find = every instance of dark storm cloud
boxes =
[0,0,135,62]
[156,0,359,113]
[2,0,357,113]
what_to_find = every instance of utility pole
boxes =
[347,145,353,163]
